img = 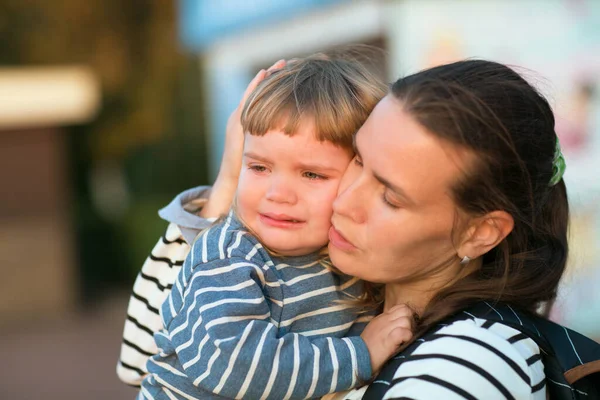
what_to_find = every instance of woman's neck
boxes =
[383,282,434,314]
[383,258,481,314]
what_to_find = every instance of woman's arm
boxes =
[116,223,190,387]
[117,66,257,384]
[117,61,286,387]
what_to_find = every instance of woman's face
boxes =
[328,96,471,284]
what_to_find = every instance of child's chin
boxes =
[264,241,325,257]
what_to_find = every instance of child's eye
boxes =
[249,164,267,173]
[303,171,327,180]
[353,156,363,167]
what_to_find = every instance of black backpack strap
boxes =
[463,303,600,399]
[463,303,600,382]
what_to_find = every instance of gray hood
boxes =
[158,185,214,244]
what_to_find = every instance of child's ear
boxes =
[458,211,514,261]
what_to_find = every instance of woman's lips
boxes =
[259,213,305,229]
[328,226,358,251]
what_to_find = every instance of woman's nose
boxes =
[333,173,367,224]
[265,176,297,204]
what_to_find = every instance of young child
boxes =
[127,54,413,399]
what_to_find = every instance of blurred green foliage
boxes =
[0,0,209,301]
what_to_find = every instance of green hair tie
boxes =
[549,138,566,186]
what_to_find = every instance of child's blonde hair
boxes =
[241,51,387,151]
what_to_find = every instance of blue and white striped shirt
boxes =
[139,212,372,400]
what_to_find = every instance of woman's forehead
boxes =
[357,97,468,205]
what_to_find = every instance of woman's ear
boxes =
[458,211,514,260]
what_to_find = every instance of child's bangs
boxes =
[241,94,302,138]
[242,84,360,151]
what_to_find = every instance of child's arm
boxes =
[359,304,414,374]
[155,253,411,399]
[116,223,190,387]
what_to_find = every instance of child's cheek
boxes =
[316,181,340,224]
[235,177,257,217]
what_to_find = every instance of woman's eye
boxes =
[303,171,326,180]
[382,194,400,209]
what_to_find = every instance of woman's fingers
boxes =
[239,60,286,110]
[239,69,267,109]
[266,59,286,74]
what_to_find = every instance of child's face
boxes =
[236,123,353,256]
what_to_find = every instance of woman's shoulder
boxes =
[368,317,546,399]
[431,316,542,364]
[428,317,544,379]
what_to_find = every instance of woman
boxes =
[323,59,566,399]
[123,58,584,399]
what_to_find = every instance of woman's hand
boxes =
[200,60,286,218]
[360,304,414,374]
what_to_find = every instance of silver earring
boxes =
[460,256,471,265]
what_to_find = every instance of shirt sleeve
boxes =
[116,223,190,387]
[379,320,545,399]
[164,253,372,399]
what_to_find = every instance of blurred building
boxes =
[180,0,600,339]
[0,67,99,322]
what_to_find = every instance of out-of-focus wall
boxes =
[0,1,207,398]
[0,67,99,322]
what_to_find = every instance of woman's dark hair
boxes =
[390,59,569,339]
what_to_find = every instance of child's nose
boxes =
[266,176,298,204]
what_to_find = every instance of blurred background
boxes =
[0,0,598,399]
